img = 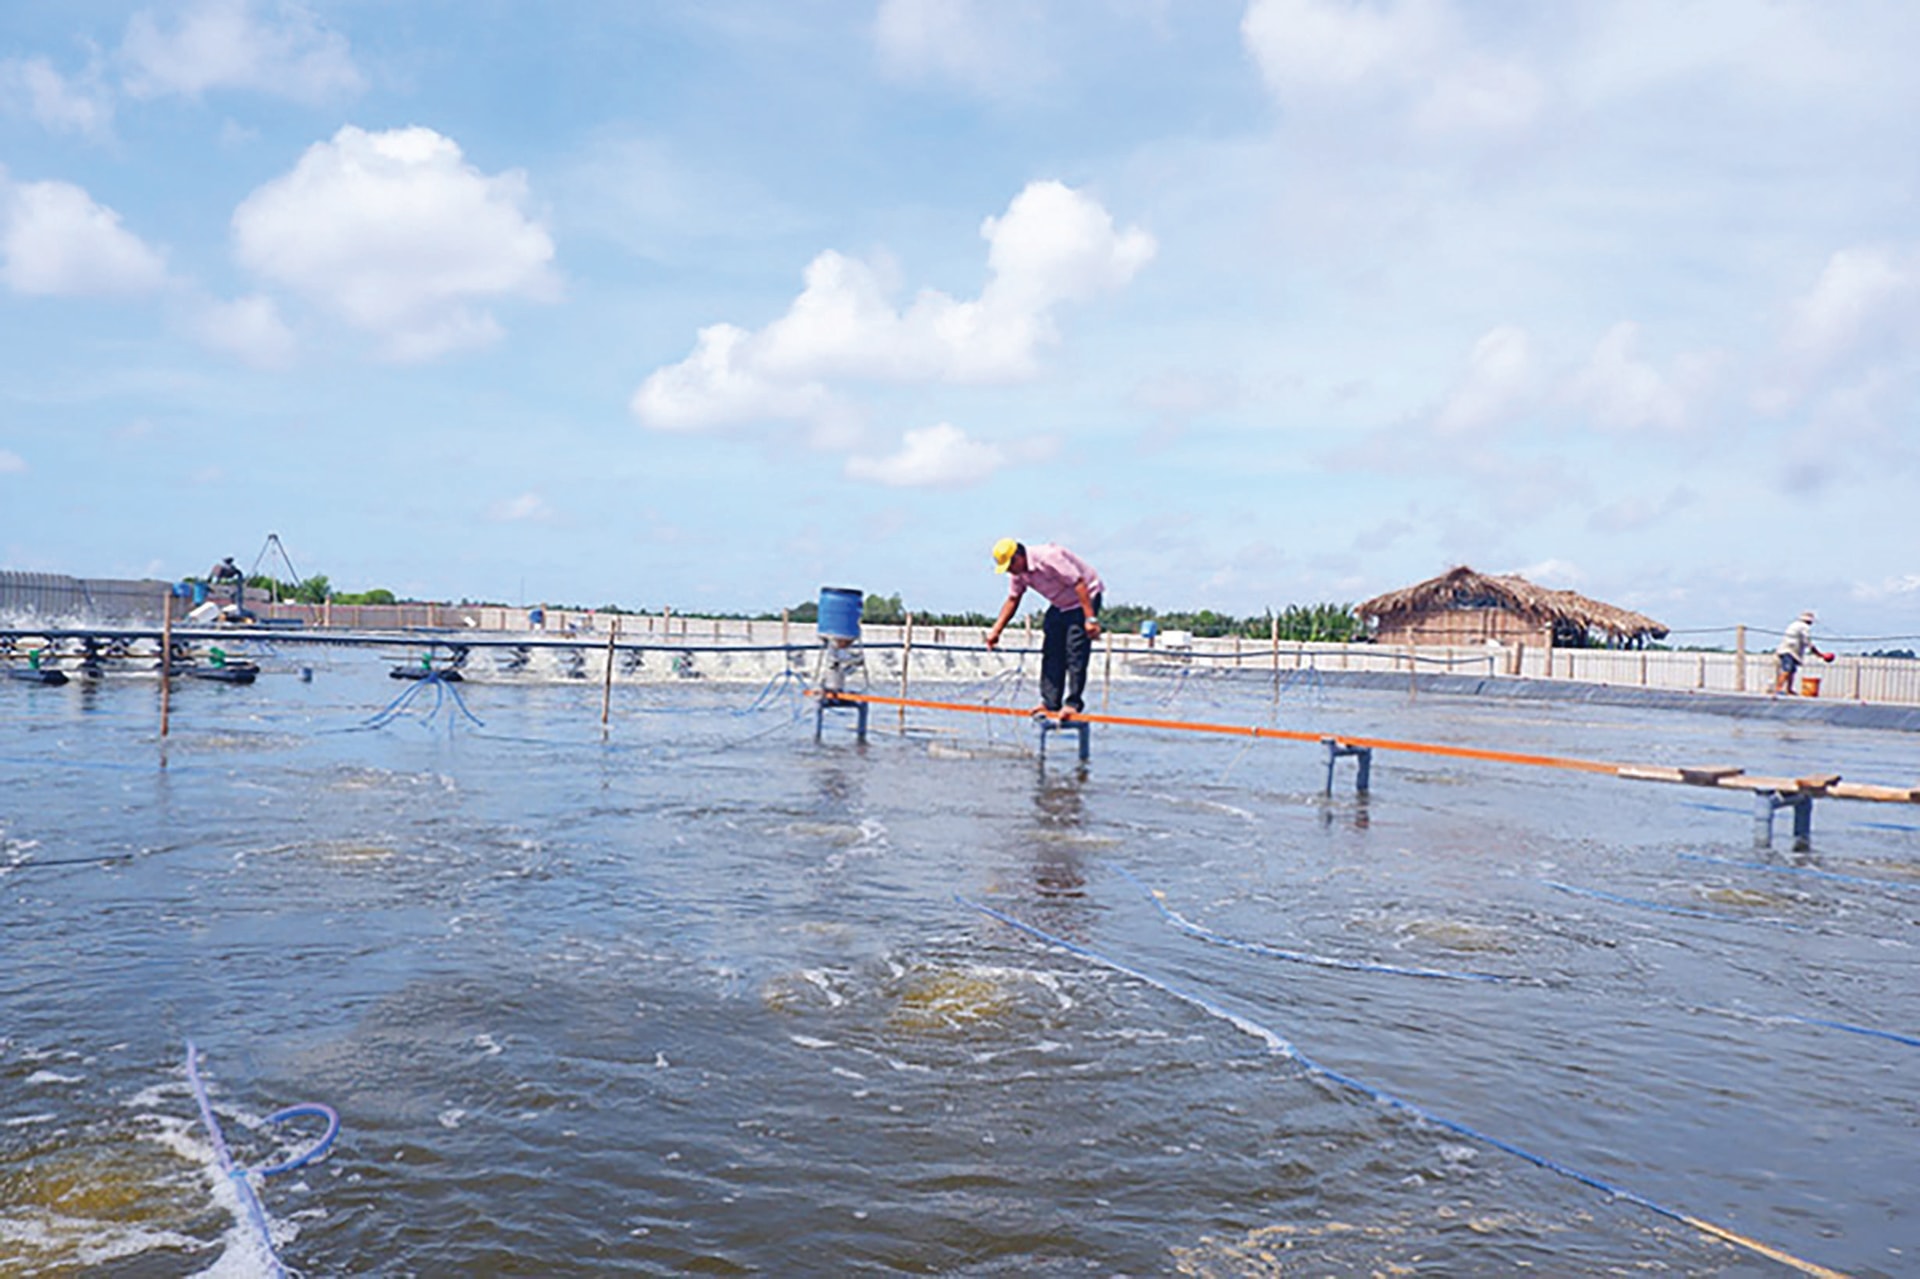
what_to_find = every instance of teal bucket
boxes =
[818,587,863,641]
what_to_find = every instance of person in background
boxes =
[1772,609,1834,695]
[208,556,243,606]
[985,538,1103,716]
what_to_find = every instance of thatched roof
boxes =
[1357,566,1668,642]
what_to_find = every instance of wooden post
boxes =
[1102,626,1113,711]
[1270,612,1281,711]
[899,612,913,731]
[781,608,790,649]
[600,616,620,729]
[1639,648,1648,687]
[1735,624,1747,693]
[159,588,173,740]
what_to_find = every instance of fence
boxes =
[1112,632,1920,707]
[0,572,175,622]
[11,577,1919,707]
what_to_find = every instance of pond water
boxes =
[1,658,1914,1276]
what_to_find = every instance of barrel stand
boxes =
[815,695,869,744]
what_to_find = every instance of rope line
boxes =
[1109,863,1522,984]
[1679,852,1920,896]
[959,897,1848,1279]
[1544,881,1806,930]
[1701,1007,1920,1050]
[817,691,1625,775]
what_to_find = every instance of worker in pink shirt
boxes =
[985,538,1104,716]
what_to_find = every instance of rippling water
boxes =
[2,660,1915,1276]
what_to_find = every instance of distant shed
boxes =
[1356,566,1669,650]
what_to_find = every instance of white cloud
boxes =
[489,492,552,523]
[1432,325,1532,435]
[1242,0,1440,93]
[873,0,1048,98]
[1587,486,1694,534]
[121,0,363,102]
[1851,573,1920,602]
[0,175,168,296]
[1242,0,1540,135]
[631,323,839,434]
[232,125,558,362]
[1782,246,1919,371]
[192,293,295,368]
[1413,56,1545,135]
[0,449,27,475]
[844,422,1006,488]
[1513,557,1582,586]
[1566,321,1718,432]
[631,180,1153,432]
[2,56,114,137]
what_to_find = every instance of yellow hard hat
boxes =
[991,537,1019,573]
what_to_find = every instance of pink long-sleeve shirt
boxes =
[1009,544,1103,612]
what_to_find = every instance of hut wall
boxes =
[1373,609,1553,649]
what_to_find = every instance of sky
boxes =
[1,0,1917,640]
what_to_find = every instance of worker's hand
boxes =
[985,630,1000,651]
[1085,618,1102,640]
[1823,651,1835,663]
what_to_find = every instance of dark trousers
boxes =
[1040,593,1101,712]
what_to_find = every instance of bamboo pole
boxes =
[899,612,913,731]
[781,608,790,649]
[1735,624,1747,693]
[600,616,620,730]
[159,588,173,740]
[1102,627,1113,712]
[1270,612,1281,713]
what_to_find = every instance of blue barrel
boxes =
[818,587,863,641]
[191,581,210,605]
[1140,619,1159,638]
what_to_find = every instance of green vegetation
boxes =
[208,565,1365,640]
[776,594,1360,639]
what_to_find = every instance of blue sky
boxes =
[2,1,1917,639]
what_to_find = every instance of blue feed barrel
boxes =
[191,581,210,605]
[1140,619,1159,638]
[818,587,863,641]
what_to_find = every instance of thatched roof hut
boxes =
[1357,566,1668,649]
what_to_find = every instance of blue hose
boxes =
[184,1043,340,1272]
[183,1041,288,1277]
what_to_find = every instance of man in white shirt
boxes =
[1772,609,1834,695]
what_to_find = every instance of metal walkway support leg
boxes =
[1037,718,1091,763]
[1753,789,1813,849]
[1323,737,1372,796]
[815,697,869,744]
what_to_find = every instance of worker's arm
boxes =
[984,593,1021,650]
[1075,579,1102,640]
